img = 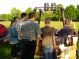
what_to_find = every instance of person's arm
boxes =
[53,35,56,49]
[35,23,42,45]
[8,30,11,40]
[20,24,25,39]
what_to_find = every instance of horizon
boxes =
[0,0,79,14]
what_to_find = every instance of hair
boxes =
[13,17,18,20]
[10,18,17,28]
[45,18,51,24]
[28,12,36,19]
[65,18,72,25]
[21,12,27,18]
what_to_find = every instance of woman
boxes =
[8,17,19,59]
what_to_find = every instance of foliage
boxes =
[0,14,7,21]
[44,10,53,18]
[10,7,22,18]
[52,4,63,21]
[0,5,79,21]
[76,5,79,21]
[64,5,76,20]
[25,7,33,15]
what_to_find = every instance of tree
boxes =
[52,4,63,21]
[44,9,53,18]
[26,7,33,15]
[0,14,12,21]
[11,7,22,18]
[76,5,79,21]
[65,5,76,20]
[0,14,7,21]
[5,14,13,21]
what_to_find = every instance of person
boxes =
[41,18,57,59]
[16,12,28,40]
[15,12,28,57]
[59,18,74,59]
[65,19,76,35]
[70,20,76,30]
[70,20,76,35]
[10,17,18,27]
[20,12,42,59]
[8,18,19,59]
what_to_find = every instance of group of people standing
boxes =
[8,12,76,59]
[8,12,58,59]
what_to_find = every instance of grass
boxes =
[0,42,11,59]
[0,21,79,59]
[0,21,79,31]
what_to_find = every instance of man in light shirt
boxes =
[16,12,28,57]
[20,12,42,59]
[16,12,28,40]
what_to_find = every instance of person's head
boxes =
[29,12,36,20]
[21,12,28,21]
[11,19,17,26]
[13,17,18,21]
[45,18,51,25]
[65,18,71,25]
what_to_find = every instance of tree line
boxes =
[0,4,79,21]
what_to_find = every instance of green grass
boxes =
[0,21,79,59]
[0,21,79,32]
[0,42,11,59]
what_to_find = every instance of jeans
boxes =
[42,45,53,59]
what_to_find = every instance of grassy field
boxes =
[0,42,11,59]
[0,21,79,59]
[0,21,79,31]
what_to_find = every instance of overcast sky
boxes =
[0,0,79,14]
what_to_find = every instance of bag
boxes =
[64,35,73,46]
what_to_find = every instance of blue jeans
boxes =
[42,46,53,59]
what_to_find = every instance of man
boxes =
[41,18,57,59]
[16,12,28,40]
[15,12,28,57]
[20,12,42,59]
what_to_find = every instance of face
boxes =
[34,16,36,20]
[22,16,28,21]
[65,19,71,25]
[12,21,17,26]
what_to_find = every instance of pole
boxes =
[61,8,65,27]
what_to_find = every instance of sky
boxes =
[0,0,79,14]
